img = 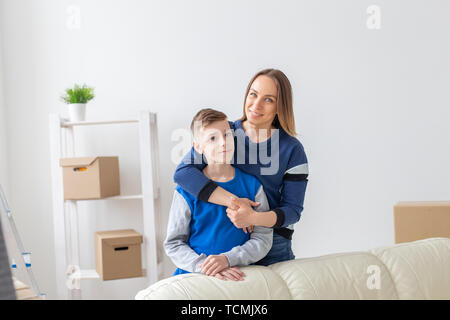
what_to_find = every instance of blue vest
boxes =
[174,167,262,275]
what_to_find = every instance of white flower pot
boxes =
[68,103,86,122]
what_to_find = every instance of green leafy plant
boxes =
[61,84,95,104]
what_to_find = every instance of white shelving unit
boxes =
[49,111,162,300]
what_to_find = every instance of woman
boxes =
[174,68,309,271]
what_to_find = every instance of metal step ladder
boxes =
[0,184,46,299]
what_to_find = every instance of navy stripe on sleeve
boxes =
[273,227,294,240]
[283,173,309,181]
[272,208,286,228]
[197,180,219,202]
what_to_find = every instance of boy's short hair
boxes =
[190,108,227,137]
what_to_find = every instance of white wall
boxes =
[1,0,450,299]
[0,29,8,193]
[0,25,11,255]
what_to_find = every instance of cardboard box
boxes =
[95,229,143,280]
[394,201,450,243]
[60,156,120,200]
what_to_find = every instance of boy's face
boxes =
[193,119,234,164]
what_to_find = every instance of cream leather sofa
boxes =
[136,237,450,300]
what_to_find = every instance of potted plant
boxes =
[61,84,95,122]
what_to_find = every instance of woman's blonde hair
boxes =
[239,68,296,137]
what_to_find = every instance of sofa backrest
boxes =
[268,251,398,299]
[135,238,450,300]
[369,237,450,299]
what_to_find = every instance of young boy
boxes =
[164,108,273,281]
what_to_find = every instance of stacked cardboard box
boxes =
[60,156,120,200]
[394,202,450,243]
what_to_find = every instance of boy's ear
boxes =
[193,141,202,154]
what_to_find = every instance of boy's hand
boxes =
[214,266,246,281]
[239,199,258,234]
[226,198,258,230]
[229,197,260,210]
[245,225,254,233]
[199,254,229,276]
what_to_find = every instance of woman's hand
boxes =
[199,254,229,276]
[214,266,246,281]
[226,197,259,230]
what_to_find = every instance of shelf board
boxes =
[79,265,164,280]
[65,194,143,202]
[79,268,147,280]
[61,119,139,128]
[106,194,143,200]
[79,269,101,280]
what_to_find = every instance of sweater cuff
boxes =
[223,252,236,267]
[193,253,207,273]
[198,180,219,202]
[272,208,286,228]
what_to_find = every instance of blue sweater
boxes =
[174,119,309,240]
[171,167,271,275]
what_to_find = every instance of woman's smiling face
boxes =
[245,75,278,127]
